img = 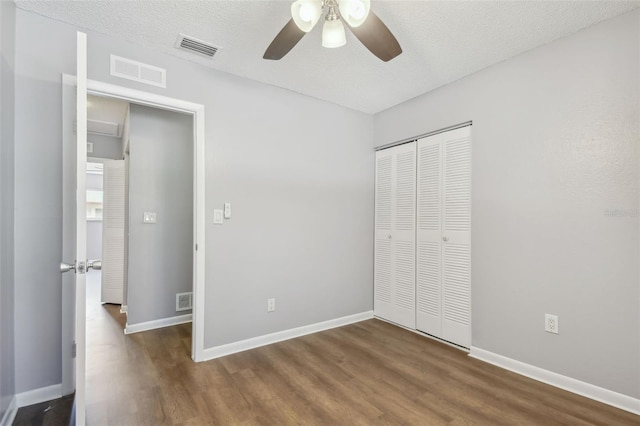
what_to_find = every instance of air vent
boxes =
[175,34,220,58]
[176,292,193,311]
[110,55,166,88]
[88,119,120,137]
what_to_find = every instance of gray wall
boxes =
[0,0,16,417]
[127,104,193,325]
[88,133,122,160]
[11,8,373,393]
[374,11,639,398]
[86,221,102,261]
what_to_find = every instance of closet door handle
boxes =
[442,236,449,242]
[388,234,392,240]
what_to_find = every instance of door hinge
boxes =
[72,341,77,358]
[195,244,198,251]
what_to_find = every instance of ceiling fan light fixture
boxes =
[322,18,346,48]
[291,0,322,32]
[338,0,370,28]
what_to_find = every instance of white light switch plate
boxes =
[213,209,224,224]
[143,212,156,223]
[224,202,232,219]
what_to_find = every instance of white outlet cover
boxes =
[545,314,559,334]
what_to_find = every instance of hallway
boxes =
[85,271,192,424]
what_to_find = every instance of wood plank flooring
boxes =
[12,394,74,426]
[85,296,638,425]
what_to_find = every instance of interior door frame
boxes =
[61,75,207,395]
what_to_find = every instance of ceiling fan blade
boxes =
[263,19,306,60]
[348,11,402,62]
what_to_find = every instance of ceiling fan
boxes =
[263,0,402,62]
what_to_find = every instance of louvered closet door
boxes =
[101,160,126,304]
[441,127,471,348]
[374,142,416,329]
[416,126,471,348]
[416,136,442,337]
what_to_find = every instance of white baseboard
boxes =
[0,396,17,426]
[469,346,640,415]
[125,313,192,334]
[15,383,62,408]
[201,311,374,362]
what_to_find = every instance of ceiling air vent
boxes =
[175,34,220,58]
[110,55,166,88]
[88,119,120,137]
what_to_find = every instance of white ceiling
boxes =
[16,0,640,114]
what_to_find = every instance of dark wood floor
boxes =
[85,296,638,425]
[12,394,74,426]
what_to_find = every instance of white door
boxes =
[101,160,125,304]
[416,135,443,337]
[61,31,90,426]
[374,142,416,329]
[416,126,471,348]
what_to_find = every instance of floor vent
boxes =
[110,55,166,88]
[176,292,193,311]
[175,34,220,58]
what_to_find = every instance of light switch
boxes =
[213,209,224,224]
[143,212,157,224]
[224,203,232,219]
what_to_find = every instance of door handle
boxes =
[60,261,76,273]
[88,260,102,271]
[442,236,449,242]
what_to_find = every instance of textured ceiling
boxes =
[15,0,640,114]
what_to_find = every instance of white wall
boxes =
[11,8,373,393]
[374,11,639,398]
[127,104,193,325]
[0,0,16,419]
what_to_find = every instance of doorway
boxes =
[61,77,206,402]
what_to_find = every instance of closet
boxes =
[374,125,471,348]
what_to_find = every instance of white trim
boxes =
[15,384,62,408]
[120,305,128,314]
[201,311,374,361]
[469,346,640,415]
[63,75,206,363]
[125,314,192,334]
[0,396,17,426]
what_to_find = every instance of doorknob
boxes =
[60,261,76,273]
[88,260,102,271]
[442,236,449,242]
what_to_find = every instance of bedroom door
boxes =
[60,31,93,426]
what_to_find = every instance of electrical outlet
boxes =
[267,298,276,312]
[545,314,559,334]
